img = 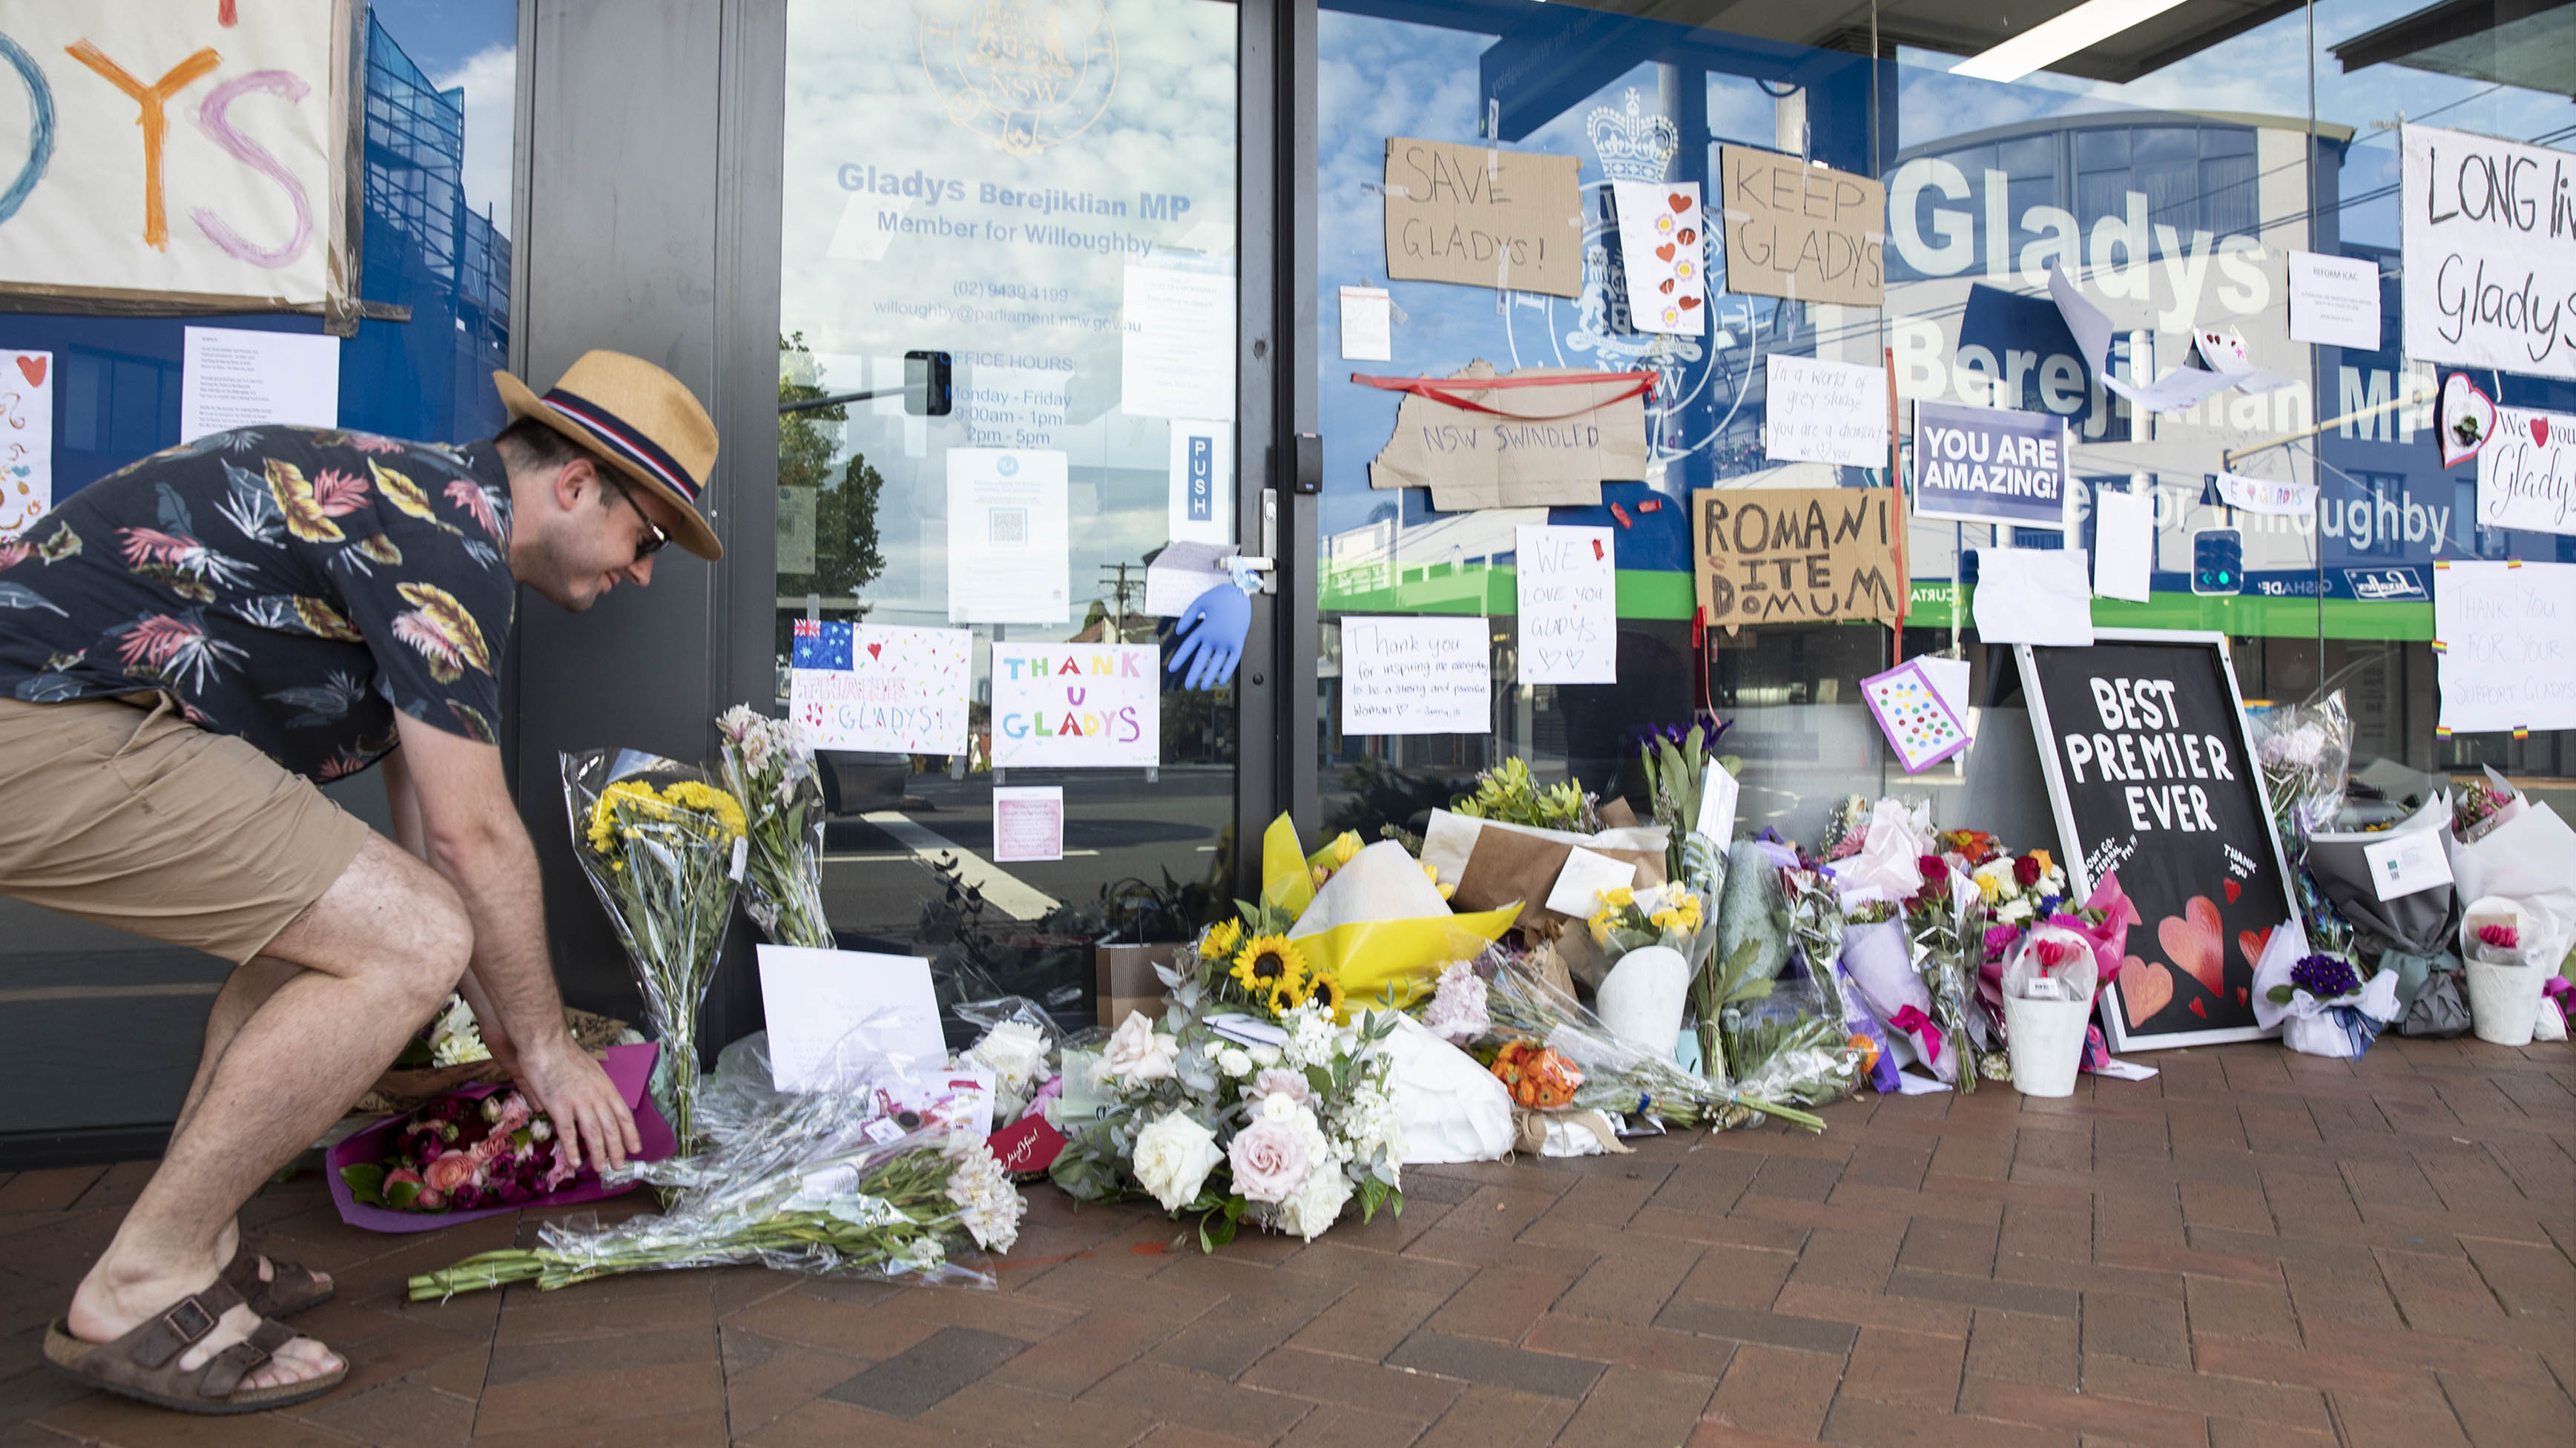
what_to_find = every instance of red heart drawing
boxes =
[2189,999,2208,1018]
[866,642,883,659]
[13,356,42,387]
[2158,895,2226,997]
[1668,192,1690,213]
[2224,879,2241,904]
[1654,243,1675,263]
[2238,927,2270,969]
[2236,987,2249,1006]
[1658,279,1675,294]
[2122,958,2175,1025]
[2533,416,2551,447]
[1678,295,1700,310]
[1677,228,1696,246]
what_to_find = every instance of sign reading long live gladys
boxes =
[989,643,1160,769]
[2401,125,2576,383]
[1910,401,2071,531]
[789,621,972,757]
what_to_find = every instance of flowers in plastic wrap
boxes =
[1420,960,1489,1044]
[341,1089,579,1214]
[2252,924,2399,1059]
[1719,864,1862,1110]
[1904,852,1993,1087]
[715,704,832,950]
[1048,924,1403,1248]
[2247,691,2351,839]
[956,997,1061,1125]
[426,993,492,1067]
[1249,814,1518,1015]
[564,750,748,1150]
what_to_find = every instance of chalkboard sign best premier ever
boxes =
[2017,631,2305,1052]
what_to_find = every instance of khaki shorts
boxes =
[0,694,372,964]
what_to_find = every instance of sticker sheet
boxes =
[1609,181,1705,336]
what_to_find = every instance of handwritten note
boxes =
[1516,525,1615,685]
[989,643,1161,769]
[2477,408,2575,537]
[2402,126,2576,382]
[1368,361,1650,512]
[790,620,972,755]
[2434,561,2576,734]
[1382,137,1583,298]
[1716,146,1885,307]
[1764,355,1888,469]
[1340,615,1491,735]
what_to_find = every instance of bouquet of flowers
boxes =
[2248,691,2351,840]
[1048,918,1403,1249]
[715,705,832,950]
[1719,863,1864,1109]
[956,996,1061,1125]
[1480,954,1825,1131]
[1904,851,1993,1087]
[409,1102,1021,1299]
[342,1089,579,1214]
[564,750,748,1150]
[2253,928,2399,1059]
[2451,766,2523,845]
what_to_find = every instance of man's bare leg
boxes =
[172,956,342,1303]
[67,835,472,1391]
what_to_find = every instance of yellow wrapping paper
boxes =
[1255,813,1519,1014]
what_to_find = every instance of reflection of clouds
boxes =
[432,45,516,236]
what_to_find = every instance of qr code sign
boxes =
[989,508,1027,547]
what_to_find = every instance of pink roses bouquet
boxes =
[343,1089,582,1214]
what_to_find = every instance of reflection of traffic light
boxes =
[2193,528,2243,595]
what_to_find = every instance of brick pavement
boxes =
[0,1033,2566,1447]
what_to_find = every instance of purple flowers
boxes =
[2289,953,2360,1001]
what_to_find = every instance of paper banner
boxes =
[2209,473,2319,517]
[1363,361,1650,512]
[1690,487,1903,631]
[1382,137,1583,298]
[2434,560,2576,735]
[0,352,52,540]
[2477,407,2575,537]
[1608,181,1705,336]
[2402,125,2576,381]
[989,642,1161,769]
[1716,145,1885,306]
[789,619,973,756]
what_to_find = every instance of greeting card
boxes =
[1862,659,1972,774]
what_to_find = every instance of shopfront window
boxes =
[777,0,1240,1012]
[1312,0,2572,850]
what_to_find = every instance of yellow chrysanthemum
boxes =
[1199,918,1244,961]
[1231,935,1307,1000]
[586,780,669,853]
[662,780,748,839]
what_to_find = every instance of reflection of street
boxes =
[817,764,1233,944]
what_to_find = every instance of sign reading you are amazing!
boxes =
[1691,486,1903,631]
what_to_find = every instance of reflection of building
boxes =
[1325,507,1540,595]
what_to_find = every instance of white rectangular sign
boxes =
[1340,615,1490,735]
[788,621,973,756]
[179,327,340,442]
[755,946,949,1092]
[1763,355,1888,469]
[1610,180,1705,336]
[2434,560,2576,735]
[1338,286,1391,362]
[2477,408,2575,536]
[0,351,52,539]
[945,448,1068,624]
[1515,524,1615,685]
[989,642,1160,769]
[2287,251,2382,351]
[1973,547,2095,646]
[1123,264,1235,420]
[2401,126,2576,381]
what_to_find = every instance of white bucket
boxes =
[2465,958,2546,1047]
[2003,991,2094,1097]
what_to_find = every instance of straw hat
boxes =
[493,351,722,560]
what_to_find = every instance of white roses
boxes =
[1093,1012,1179,1089]
[1131,1110,1224,1213]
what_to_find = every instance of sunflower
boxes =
[1265,975,1306,1015]
[1230,934,1307,1001]
[1303,973,1345,1017]
[1199,918,1244,961]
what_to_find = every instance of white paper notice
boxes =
[1515,525,1615,685]
[1123,265,1236,420]
[1340,615,1491,735]
[1167,419,1233,546]
[2288,251,2382,350]
[2402,126,2576,381]
[2434,560,2576,734]
[1695,760,1740,849]
[756,946,948,1093]
[946,449,1069,624]
[179,327,340,443]
[1763,355,1889,469]
[2092,489,2155,603]
[2476,408,2575,537]
[1546,846,1638,917]
[1339,286,1392,362]
[1974,548,2096,645]
[788,622,974,755]
[989,642,1161,769]
[1609,180,1706,336]
[1144,542,1235,618]
[992,786,1065,863]
[2362,831,2454,901]
[0,351,53,539]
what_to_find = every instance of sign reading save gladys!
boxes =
[2018,631,2299,1051]
[1716,145,1885,308]
[1383,138,1584,299]
[789,620,972,756]
[1691,487,1903,631]
[989,643,1160,769]
[2400,125,2576,382]
[1910,401,2071,531]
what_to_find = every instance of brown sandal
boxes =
[42,1277,346,1415]
[222,1243,332,1319]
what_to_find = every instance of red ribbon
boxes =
[1349,369,1656,421]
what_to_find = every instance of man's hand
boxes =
[515,1035,639,1174]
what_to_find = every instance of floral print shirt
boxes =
[0,427,515,781]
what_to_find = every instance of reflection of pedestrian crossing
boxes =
[0,983,220,1004]
[857,811,1061,921]
[826,849,1098,863]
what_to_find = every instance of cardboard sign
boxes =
[2476,407,2575,536]
[2401,125,2576,381]
[789,620,974,756]
[2017,631,2302,1051]
[1911,401,2070,531]
[1368,361,1650,512]
[1716,145,1885,307]
[989,643,1161,769]
[1691,487,1903,631]
[1765,355,1889,469]
[2434,560,2576,735]
[1383,137,1582,299]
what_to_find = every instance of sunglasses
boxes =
[600,473,671,560]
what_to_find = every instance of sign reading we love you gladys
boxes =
[989,643,1160,769]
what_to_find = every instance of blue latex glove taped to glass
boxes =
[1167,581,1251,691]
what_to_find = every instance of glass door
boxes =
[777,0,1245,1017]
